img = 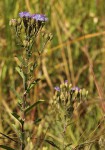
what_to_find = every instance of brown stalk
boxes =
[81,46,105,113]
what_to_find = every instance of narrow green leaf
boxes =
[16,56,26,66]
[26,78,40,93]
[30,62,38,73]
[16,66,24,79]
[10,87,23,103]
[65,143,72,149]
[0,145,15,150]
[12,112,23,125]
[12,124,20,138]
[45,140,60,149]
[25,100,44,114]
[34,118,42,124]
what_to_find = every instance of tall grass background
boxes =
[0,0,105,149]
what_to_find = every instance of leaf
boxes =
[16,66,25,80]
[10,87,23,103]
[25,100,44,114]
[30,62,38,73]
[1,66,7,80]
[12,124,20,138]
[45,140,60,149]
[0,145,15,150]
[26,78,40,93]
[34,118,42,124]
[0,132,17,143]
[16,56,26,66]
[12,112,23,125]
[65,143,72,149]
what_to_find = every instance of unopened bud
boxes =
[31,18,35,25]
[49,33,53,40]
[17,18,22,25]
[9,19,17,26]
[86,90,88,98]
[81,88,86,97]
[74,89,78,97]
[42,32,46,37]
[60,93,65,100]
[44,33,49,40]
[60,83,65,89]
[23,40,30,47]
[69,84,72,90]
[29,39,32,45]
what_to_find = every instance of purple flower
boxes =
[19,12,31,18]
[65,80,68,83]
[31,14,48,21]
[71,87,80,92]
[54,86,60,91]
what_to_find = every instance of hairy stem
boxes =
[21,88,27,149]
[21,51,29,150]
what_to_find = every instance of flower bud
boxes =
[44,33,49,40]
[81,88,87,98]
[31,18,35,26]
[9,19,17,26]
[23,40,30,47]
[74,89,78,97]
[42,32,46,37]
[69,84,72,90]
[86,90,88,98]
[60,93,65,100]
[49,33,53,41]
[17,18,22,26]
[19,24,22,30]
[60,83,65,89]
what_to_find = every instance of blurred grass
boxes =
[0,0,105,149]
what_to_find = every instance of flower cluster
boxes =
[10,12,48,33]
[19,12,48,21]
[51,81,88,117]
[9,12,52,57]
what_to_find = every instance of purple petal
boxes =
[65,80,68,83]
[54,86,60,91]
[71,87,80,91]
[19,12,31,18]
[31,14,48,21]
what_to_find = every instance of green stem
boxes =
[21,90,27,150]
[21,51,29,150]
[62,114,67,150]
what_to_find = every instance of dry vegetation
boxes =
[0,0,105,149]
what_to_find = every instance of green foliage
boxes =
[34,118,42,125]
[25,100,44,114]
[16,66,25,80]
[11,112,23,125]
[45,140,60,150]
[26,78,40,93]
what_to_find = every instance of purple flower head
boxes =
[19,12,31,18]
[54,86,60,92]
[71,87,80,92]
[65,80,68,83]
[32,14,48,21]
